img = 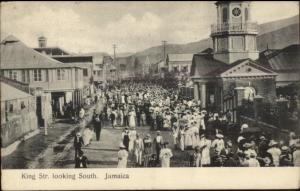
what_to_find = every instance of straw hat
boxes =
[269,140,278,147]
[281,146,289,151]
[216,134,224,139]
[241,123,249,129]
[119,142,126,148]
[259,136,266,140]
[243,143,252,148]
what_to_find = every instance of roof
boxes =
[191,54,276,79]
[1,35,78,69]
[167,54,194,62]
[34,47,69,56]
[1,82,32,101]
[52,55,93,63]
[264,44,300,71]
[190,54,227,78]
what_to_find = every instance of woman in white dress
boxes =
[128,109,136,129]
[160,143,173,167]
[82,127,94,146]
[179,127,185,151]
[199,134,211,166]
[133,134,144,166]
[117,143,129,168]
[128,128,137,152]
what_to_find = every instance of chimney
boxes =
[38,36,47,48]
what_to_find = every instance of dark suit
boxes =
[74,136,84,157]
[75,156,88,168]
[93,114,102,141]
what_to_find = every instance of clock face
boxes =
[232,7,241,17]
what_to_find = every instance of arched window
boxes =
[222,7,228,23]
[245,8,249,21]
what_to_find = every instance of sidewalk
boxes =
[1,122,75,169]
[1,104,97,169]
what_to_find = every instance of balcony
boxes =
[211,22,258,36]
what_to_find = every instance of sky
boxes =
[1,1,299,54]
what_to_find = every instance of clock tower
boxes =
[211,1,259,64]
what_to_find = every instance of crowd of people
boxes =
[73,81,300,168]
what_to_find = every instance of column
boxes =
[200,83,206,109]
[194,83,199,101]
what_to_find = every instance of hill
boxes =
[132,15,299,62]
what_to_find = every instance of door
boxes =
[36,96,44,127]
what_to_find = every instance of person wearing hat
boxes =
[133,133,144,166]
[292,143,300,167]
[191,146,202,167]
[244,142,257,159]
[143,134,152,167]
[240,123,249,133]
[247,152,260,167]
[121,128,130,151]
[153,131,164,164]
[212,134,225,156]
[75,150,89,168]
[73,132,84,158]
[117,142,129,168]
[199,134,212,167]
[279,146,292,166]
[159,142,173,167]
[258,135,268,155]
[267,140,281,167]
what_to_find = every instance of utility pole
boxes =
[162,40,167,64]
[162,40,167,78]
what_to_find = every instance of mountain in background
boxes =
[130,14,299,63]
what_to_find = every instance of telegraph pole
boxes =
[162,40,167,63]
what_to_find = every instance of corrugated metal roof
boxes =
[266,44,300,71]
[1,35,78,69]
[1,82,32,101]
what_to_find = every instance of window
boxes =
[57,69,65,80]
[21,101,26,109]
[46,70,49,81]
[97,71,101,76]
[181,66,188,73]
[12,71,18,81]
[9,103,14,113]
[93,71,96,75]
[33,69,42,81]
[9,70,12,79]
[22,70,26,82]
[222,7,228,23]
[173,66,178,72]
[245,8,249,21]
[83,69,88,76]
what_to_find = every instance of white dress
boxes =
[82,128,93,146]
[199,138,211,165]
[128,111,136,128]
[160,148,173,167]
[128,130,137,152]
[117,149,128,168]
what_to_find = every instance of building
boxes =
[1,81,38,147]
[258,44,300,91]
[167,53,194,78]
[34,36,69,56]
[51,55,94,98]
[0,35,85,125]
[191,1,277,121]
